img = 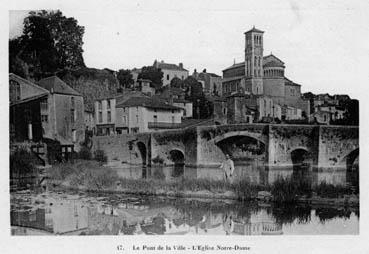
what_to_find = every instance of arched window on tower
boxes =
[254,56,257,66]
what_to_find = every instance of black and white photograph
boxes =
[1,0,368,253]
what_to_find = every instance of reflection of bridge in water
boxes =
[11,192,359,235]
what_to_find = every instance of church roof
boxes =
[245,27,264,34]
[263,54,285,68]
[222,62,245,72]
[38,76,81,96]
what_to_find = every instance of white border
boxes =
[1,1,368,254]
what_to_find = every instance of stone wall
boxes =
[267,125,319,166]
[317,126,359,168]
[92,133,150,164]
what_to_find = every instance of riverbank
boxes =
[45,160,359,207]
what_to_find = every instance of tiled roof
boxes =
[263,54,285,68]
[245,27,264,34]
[222,62,245,71]
[284,77,301,86]
[116,96,183,110]
[9,73,50,101]
[38,76,81,96]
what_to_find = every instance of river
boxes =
[10,161,359,235]
[11,189,359,235]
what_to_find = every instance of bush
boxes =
[315,181,350,198]
[94,149,107,163]
[152,155,164,165]
[271,176,312,203]
[79,146,92,160]
[10,147,37,178]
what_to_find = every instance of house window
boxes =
[99,112,102,123]
[40,99,48,111]
[223,107,226,115]
[122,116,127,124]
[71,109,75,124]
[41,115,48,123]
[153,115,157,122]
[98,101,102,110]
[136,115,139,123]
[71,97,75,108]
[167,74,170,80]
[107,111,111,122]
[107,100,111,109]
[72,129,77,143]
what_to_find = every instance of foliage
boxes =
[94,149,107,163]
[271,176,312,203]
[9,10,85,79]
[138,66,163,90]
[78,146,92,160]
[151,155,164,165]
[49,160,118,190]
[170,77,184,88]
[58,67,119,111]
[315,181,351,198]
[117,69,134,90]
[183,76,213,119]
[10,147,37,177]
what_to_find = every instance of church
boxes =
[221,27,309,115]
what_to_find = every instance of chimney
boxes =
[179,63,183,69]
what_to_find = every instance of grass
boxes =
[47,160,357,202]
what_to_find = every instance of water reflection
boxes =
[113,162,358,191]
[10,191,359,235]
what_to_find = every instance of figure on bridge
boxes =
[220,154,235,182]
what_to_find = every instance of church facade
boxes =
[222,27,309,116]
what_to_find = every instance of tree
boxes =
[170,77,184,88]
[184,76,204,98]
[9,10,85,79]
[137,66,163,90]
[117,69,134,90]
[183,77,213,119]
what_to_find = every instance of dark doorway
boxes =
[137,142,147,178]
[169,150,185,177]
[346,149,359,194]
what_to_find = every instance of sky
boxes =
[7,0,369,99]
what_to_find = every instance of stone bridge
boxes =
[92,124,359,170]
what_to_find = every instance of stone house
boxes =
[115,96,184,133]
[94,91,147,135]
[9,73,50,142]
[194,70,223,96]
[153,60,189,87]
[37,76,85,150]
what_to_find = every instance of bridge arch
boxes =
[168,149,185,177]
[136,141,147,166]
[212,130,266,145]
[213,131,266,162]
[290,147,312,166]
[342,148,359,172]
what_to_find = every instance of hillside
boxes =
[57,68,119,111]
